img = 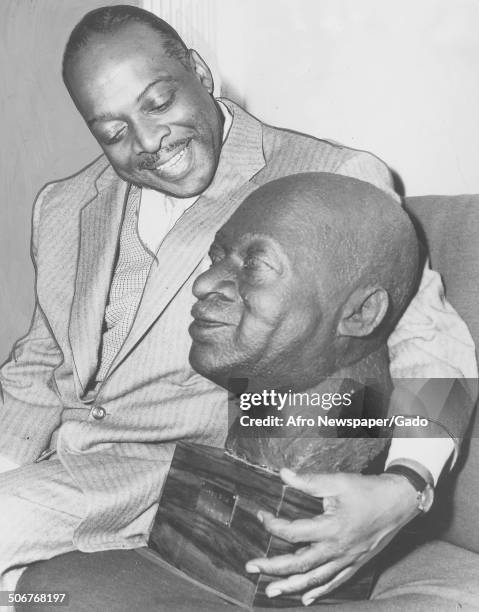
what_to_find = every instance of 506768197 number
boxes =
[0,591,69,606]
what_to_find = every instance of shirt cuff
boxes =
[0,455,20,474]
[385,437,454,486]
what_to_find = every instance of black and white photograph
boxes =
[1,1,479,610]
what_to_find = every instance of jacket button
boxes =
[91,406,106,420]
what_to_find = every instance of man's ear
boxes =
[188,49,214,93]
[337,286,389,338]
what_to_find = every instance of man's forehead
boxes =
[66,28,183,117]
[67,22,177,77]
[85,73,175,125]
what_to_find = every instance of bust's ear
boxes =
[337,286,389,338]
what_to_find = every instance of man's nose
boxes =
[132,117,170,154]
[192,262,237,302]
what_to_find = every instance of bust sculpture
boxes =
[151,172,421,606]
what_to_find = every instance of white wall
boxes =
[150,0,479,196]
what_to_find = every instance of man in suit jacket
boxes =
[0,5,476,600]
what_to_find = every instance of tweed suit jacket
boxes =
[0,100,475,550]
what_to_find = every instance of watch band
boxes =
[385,464,428,491]
[384,464,435,513]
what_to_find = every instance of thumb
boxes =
[280,468,348,497]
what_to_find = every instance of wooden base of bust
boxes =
[149,442,376,608]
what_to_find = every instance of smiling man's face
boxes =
[189,180,343,391]
[65,23,223,197]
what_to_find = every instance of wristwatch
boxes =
[385,463,435,513]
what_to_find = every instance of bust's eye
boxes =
[243,255,273,272]
[208,246,225,265]
[243,255,261,270]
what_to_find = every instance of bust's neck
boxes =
[295,344,391,397]
[225,344,392,473]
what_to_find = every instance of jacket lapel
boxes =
[107,100,265,377]
[68,165,128,394]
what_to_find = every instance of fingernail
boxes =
[245,563,260,573]
[266,589,282,598]
[257,511,264,523]
[303,598,314,607]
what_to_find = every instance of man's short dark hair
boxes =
[63,4,189,81]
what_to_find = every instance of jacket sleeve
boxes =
[335,148,399,201]
[0,184,64,465]
[387,260,478,459]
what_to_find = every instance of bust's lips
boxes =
[189,303,235,340]
[191,317,227,328]
[189,317,231,342]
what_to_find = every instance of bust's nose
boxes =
[192,261,237,302]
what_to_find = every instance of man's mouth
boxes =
[142,139,193,180]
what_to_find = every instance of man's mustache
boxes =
[137,138,190,170]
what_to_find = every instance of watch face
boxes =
[418,485,435,513]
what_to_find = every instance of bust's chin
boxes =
[189,346,228,388]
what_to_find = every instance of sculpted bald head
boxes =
[189,173,420,391]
